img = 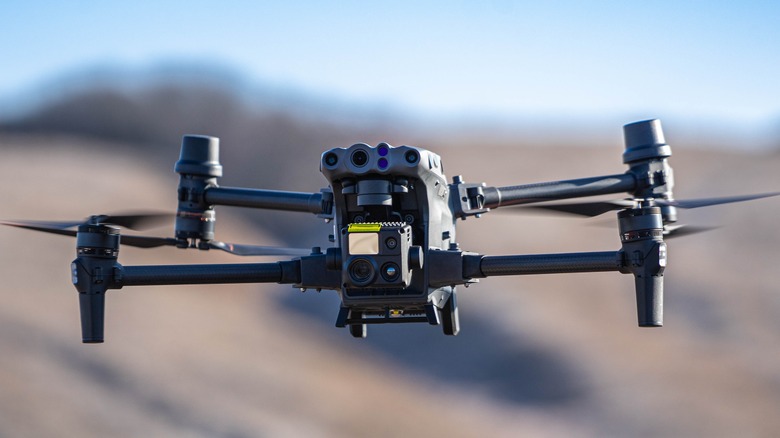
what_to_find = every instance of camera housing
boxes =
[318,142,451,323]
[341,222,416,291]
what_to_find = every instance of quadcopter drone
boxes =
[5,119,778,343]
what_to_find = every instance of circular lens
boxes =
[351,150,369,167]
[378,157,388,169]
[349,258,375,286]
[404,150,419,164]
[377,144,389,156]
[385,237,398,250]
[324,152,338,166]
[381,262,401,282]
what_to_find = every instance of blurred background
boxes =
[1,1,779,437]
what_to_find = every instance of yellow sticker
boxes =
[348,223,382,233]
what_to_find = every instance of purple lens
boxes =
[377,145,389,156]
[378,157,388,169]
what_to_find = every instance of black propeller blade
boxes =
[518,200,634,217]
[505,192,777,240]
[1,221,80,237]
[93,213,172,230]
[115,236,310,256]
[119,235,180,248]
[512,192,780,217]
[3,212,172,231]
[663,224,719,239]
[208,241,311,256]
[2,217,311,256]
[654,192,780,209]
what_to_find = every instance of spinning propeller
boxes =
[2,213,309,256]
[508,192,780,238]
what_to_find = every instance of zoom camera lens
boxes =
[348,258,376,286]
[351,149,369,167]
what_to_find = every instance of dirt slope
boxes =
[1,133,779,437]
[0,135,566,437]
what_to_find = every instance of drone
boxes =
[5,119,778,343]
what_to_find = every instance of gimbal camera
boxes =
[6,119,778,342]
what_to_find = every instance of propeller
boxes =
[662,224,719,239]
[7,212,173,231]
[654,192,780,209]
[1,212,172,241]
[1,213,311,257]
[510,192,780,218]
[207,241,310,256]
[504,192,779,240]
[518,199,634,217]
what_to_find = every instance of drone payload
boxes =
[5,119,778,343]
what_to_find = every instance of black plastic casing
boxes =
[175,135,222,245]
[341,223,414,292]
[623,119,677,223]
[320,143,455,314]
[618,206,666,327]
[71,224,121,343]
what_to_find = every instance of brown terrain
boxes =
[1,120,779,436]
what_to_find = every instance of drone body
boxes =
[321,143,459,336]
[6,119,778,343]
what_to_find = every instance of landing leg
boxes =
[442,291,460,336]
[349,310,367,338]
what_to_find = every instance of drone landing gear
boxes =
[349,311,367,338]
[335,307,367,338]
[335,298,460,338]
[441,291,460,336]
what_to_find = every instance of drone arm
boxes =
[429,243,662,328]
[457,120,676,217]
[71,224,301,344]
[73,246,342,343]
[471,251,624,277]
[482,120,676,210]
[483,173,636,209]
[174,136,333,247]
[177,183,333,244]
[468,249,663,327]
[428,249,622,288]
[117,260,301,287]
[450,173,637,218]
[204,187,333,216]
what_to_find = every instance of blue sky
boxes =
[2,1,780,128]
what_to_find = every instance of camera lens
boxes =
[348,258,375,286]
[324,152,338,167]
[404,150,419,164]
[385,237,398,250]
[381,262,401,282]
[351,150,369,167]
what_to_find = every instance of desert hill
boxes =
[1,131,779,437]
[1,135,561,437]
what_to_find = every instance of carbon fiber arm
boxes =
[450,174,637,218]
[427,249,624,288]
[204,187,332,215]
[483,174,636,208]
[115,261,301,287]
[477,251,624,276]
